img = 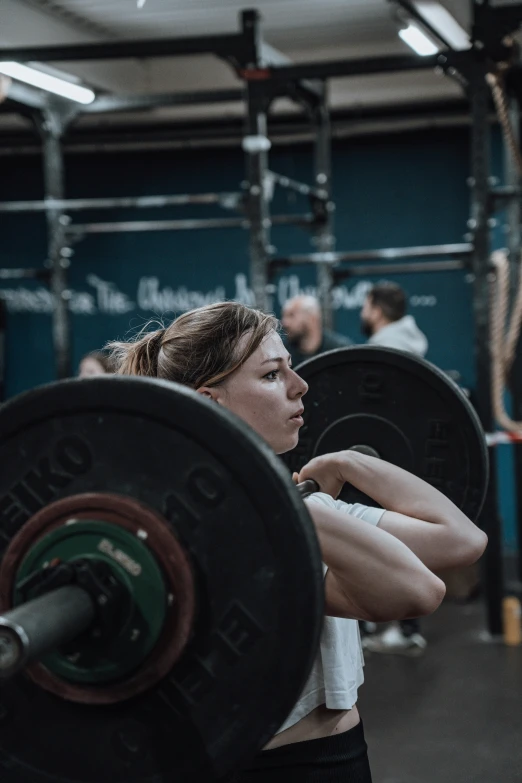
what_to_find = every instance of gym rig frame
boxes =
[2,0,522,636]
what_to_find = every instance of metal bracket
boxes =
[231,9,323,111]
[36,97,81,138]
[472,1,522,62]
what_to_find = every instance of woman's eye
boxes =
[264,370,279,380]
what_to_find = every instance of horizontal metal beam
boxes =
[490,186,521,202]
[0,33,246,63]
[0,268,50,281]
[67,213,315,236]
[0,46,449,86]
[84,88,244,115]
[83,88,244,114]
[0,95,470,143]
[269,242,473,268]
[0,192,242,213]
[259,41,322,103]
[264,52,444,82]
[333,259,467,279]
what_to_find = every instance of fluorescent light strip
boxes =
[398,24,440,56]
[413,1,470,51]
[0,62,95,104]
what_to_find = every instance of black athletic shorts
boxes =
[229,720,372,783]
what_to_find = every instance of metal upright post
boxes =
[503,92,522,585]
[0,299,5,403]
[244,85,271,312]
[242,11,272,312]
[312,84,335,330]
[37,101,76,379]
[469,62,504,636]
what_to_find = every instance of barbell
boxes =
[0,347,488,782]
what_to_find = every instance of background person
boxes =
[78,350,114,378]
[360,281,428,356]
[360,281,430,656]
[282,294,353,367]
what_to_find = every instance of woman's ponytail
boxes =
[108,327,165,377]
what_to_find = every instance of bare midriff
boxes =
[263,704,360,750]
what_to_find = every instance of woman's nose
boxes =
[290,370,308,398]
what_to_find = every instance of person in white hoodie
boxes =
[360,282,430,656]
[360,282,428,356]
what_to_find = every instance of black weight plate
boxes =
[285,347,488,520]
[0,376,324,783]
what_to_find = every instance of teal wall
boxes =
[0,125,518,550]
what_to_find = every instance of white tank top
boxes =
[276,492,385,734]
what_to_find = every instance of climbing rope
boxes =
[490,250,522,431]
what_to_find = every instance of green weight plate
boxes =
[15,520,167,683]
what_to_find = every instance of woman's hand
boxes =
[294,453,346,499]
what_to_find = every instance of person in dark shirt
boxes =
[281,295,352,368]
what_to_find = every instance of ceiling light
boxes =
[0,62,95,104]
[413,1,470,51]
[398,23,440,56]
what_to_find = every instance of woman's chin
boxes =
[274,435,300,455]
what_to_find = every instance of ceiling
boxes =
[0,0,501,145]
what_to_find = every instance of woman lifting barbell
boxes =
[108,301,487,783]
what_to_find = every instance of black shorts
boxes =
[229,721,372,783]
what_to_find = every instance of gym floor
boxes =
[360,601,522,783]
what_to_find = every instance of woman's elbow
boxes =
[412,573,446,617]
[464,528,488,565]
[368,572,446,623]
[451,527,488,568]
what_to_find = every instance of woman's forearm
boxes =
[329,450,488,569]
[297,450,488,570]
[335,450,469,524]
[306,501,446,621]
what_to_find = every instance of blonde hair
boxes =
[108,302,278,389]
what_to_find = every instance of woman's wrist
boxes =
[334,449,361,483]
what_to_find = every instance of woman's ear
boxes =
[196,386,222,404]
